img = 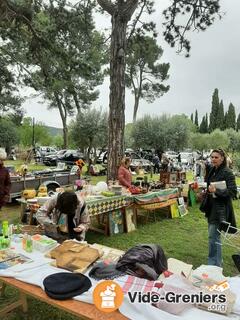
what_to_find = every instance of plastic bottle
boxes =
[22,233,28,250]
[2,236,10,249]
[0,232,3,250]
[2,221,9,237]
[26,235,33,253]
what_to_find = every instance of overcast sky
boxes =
[22,0,240,128]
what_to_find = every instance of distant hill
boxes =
[45,126,63,136]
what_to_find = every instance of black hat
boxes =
[43,272,92,300]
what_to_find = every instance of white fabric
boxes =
[229,277,240,315]
[0,244,240,320]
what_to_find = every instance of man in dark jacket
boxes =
[204,148,237,267]
[0,149,11,209]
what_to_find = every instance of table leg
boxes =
[19,292,28,313]
[104,213,109,236]
[20,202,27,222]
[29,210,34,225]
[0,285,28,317]
[0,282,6,297]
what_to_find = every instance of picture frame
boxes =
[178,197,185,205]
[125,207,137,233]
[178,204,188,217]
[108,209,124,235]
[169,172,177,184]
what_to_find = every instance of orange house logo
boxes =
[93,280,124,313]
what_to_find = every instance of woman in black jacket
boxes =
[203,149,237,267]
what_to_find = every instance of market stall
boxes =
[16,187,182,236]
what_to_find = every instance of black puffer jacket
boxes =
[116,244,167,280]
[206,164,237,233]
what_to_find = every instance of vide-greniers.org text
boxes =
[128,291,227,304]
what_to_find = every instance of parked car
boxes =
[57,150,85,166]
[179,152,193,165]
[43,149,67,166]
[35,146,57,162]
[165,150,178,160]
[96,150,153,172]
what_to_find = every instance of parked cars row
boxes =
[96,150,153,172]
[43,149,85,166]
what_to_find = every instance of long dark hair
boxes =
[211,148,227,167]
[56,191,79,215]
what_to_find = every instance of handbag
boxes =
[199,192,210,213]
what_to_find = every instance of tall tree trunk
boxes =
[97,0,138,181]
[107,14,128,180]
[54,93,68,148]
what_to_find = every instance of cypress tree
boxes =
[224,111,228,129]
[205,113,209,133]
[199,116,205,133]
[194,110,199,128]
[209,88,220,132]
[218,100,225,130]
[237,113,240,131]
[190,113,194,122]
[226,103,236,129]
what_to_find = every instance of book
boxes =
[0,250,33,270]
[210,181,226,198]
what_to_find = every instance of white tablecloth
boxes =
[0,243,240,320]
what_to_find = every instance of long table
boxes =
[0,276,126,319]
[16,188,180,234]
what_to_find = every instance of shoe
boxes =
[232,254,240,272]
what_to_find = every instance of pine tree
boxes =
[190,113,194,122]
[226,103,236,129]
[209,88,220,132]
[194,110,199,128]
[237,113,240,131]
[218,100,225,130]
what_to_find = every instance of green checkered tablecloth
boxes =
[131,188,179,205]
[86,195,131,216]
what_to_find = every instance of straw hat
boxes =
[0,148,7,160]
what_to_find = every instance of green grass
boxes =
[1,169,240,318]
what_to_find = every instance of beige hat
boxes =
[0,148,7,160]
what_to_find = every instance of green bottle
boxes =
[26,235,33,253]
[0,232,3,250]
[2,236,10,249]
[2,221,9,237]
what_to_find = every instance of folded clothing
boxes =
[43,272,92,300]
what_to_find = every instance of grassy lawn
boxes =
[1,168,240,319]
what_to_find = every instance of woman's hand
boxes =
[208,184,216,193]
[73,225,84,233]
